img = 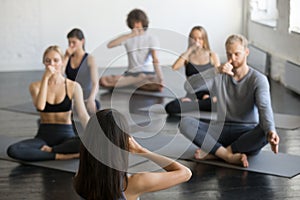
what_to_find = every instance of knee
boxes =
[99,77,106,86]
[165,100,180,114]
[179,116,194,134]
[7,144,20,159]
[138,73,147,80]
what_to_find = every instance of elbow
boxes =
[184,168,192,182]
[180,167,192,183]
[36,103,45,111]
[107,43,114,48]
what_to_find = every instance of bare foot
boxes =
[138,83,163,92]
[202,94,210,100]
[55,153,79,160]
[40,145,52,152]
[226,153,249,168]
[194,149,217,160]
[181,97,192,102]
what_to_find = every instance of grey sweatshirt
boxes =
[184,67,276,135]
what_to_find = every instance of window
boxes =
[289,0,300,33]
[250,0,278,28]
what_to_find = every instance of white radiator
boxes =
[247,44,270,76]
[285,61,300,95]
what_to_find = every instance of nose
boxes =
[228,54,236,61]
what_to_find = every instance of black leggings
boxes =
[165,98,211,114]
[7,124,80,161]
[165,91,212,114]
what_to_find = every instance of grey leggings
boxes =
[179,116,268,155]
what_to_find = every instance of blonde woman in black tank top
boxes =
[165,26,220,114]
[7,46,89,161]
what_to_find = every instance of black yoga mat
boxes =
[133,132,300,178]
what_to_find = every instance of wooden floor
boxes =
[0,70,300,200]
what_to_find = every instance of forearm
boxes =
[107,33,133,48]
[87,83,98,101]
[74,83,89,128]
[151,50,163,81]
[153,61,163,82]
[256,77,276,134]
[137,147,186,172]
[172,48,192,70]
[35,77,49,110]
[87,55,99,101]
[172,57,186,71]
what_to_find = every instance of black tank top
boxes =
[38,79,72,113]
[185,62,214,78]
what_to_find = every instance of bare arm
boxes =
[210,51,221,68]
[30,66,55,110]
[172,46,194,71]
[107,31,137,48]
[73,82,89,128]
[85,55,99,113]
[151,49,163,83]
[173,43,203,71]
[126,137,192,197]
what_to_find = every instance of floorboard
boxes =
[0,69,300,200]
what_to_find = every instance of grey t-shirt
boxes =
[185,67,276,134]
[123,32,159,73]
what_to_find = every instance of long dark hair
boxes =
[67,28,85,50]
[74,109,129,200]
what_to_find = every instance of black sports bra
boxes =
[38,79,72,113]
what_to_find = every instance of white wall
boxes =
[246,0,300,84]
[0,0,244,71]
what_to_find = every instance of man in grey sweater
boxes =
[179,34,280,167]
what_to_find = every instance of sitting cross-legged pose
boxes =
[74,109,192,200]
[179,34,280,167]
[63,28,100,114]
[7,45,89,161]
[165,26,220,114]
[99,8,164,92]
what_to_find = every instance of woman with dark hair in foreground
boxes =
[74,109,192,200]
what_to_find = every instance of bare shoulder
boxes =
[87,54,95,64]
[126,173,149,197]
[210,51,220,66]
[29,81,40,92]
[210,51,219,60]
